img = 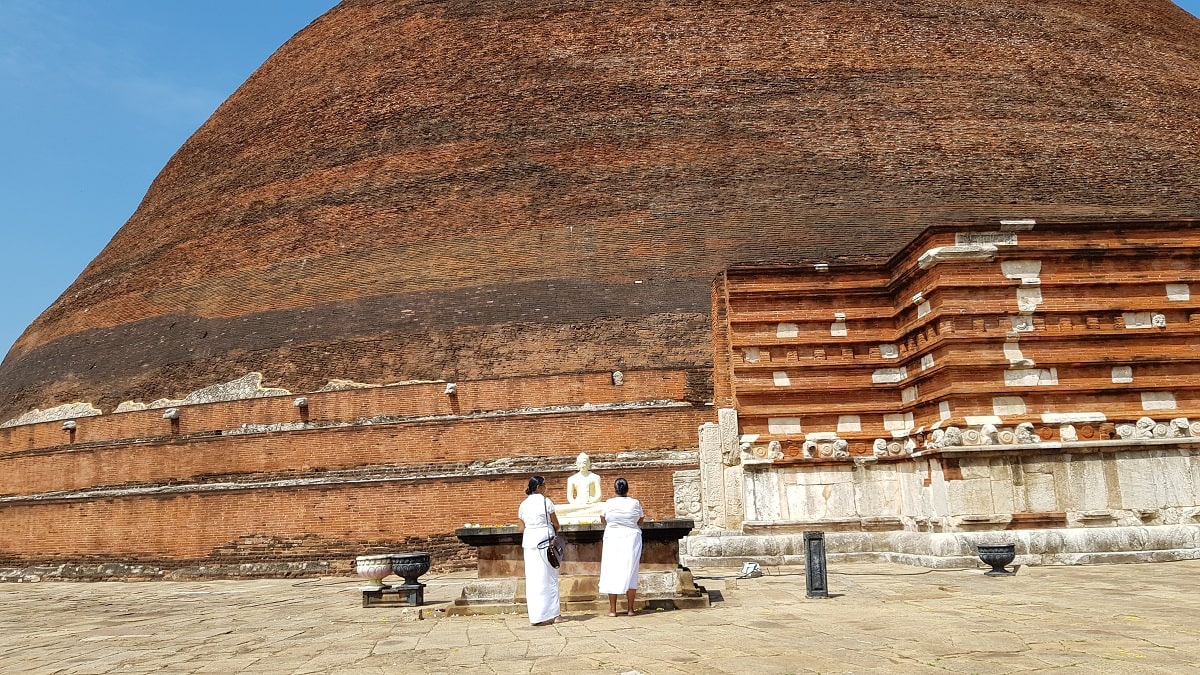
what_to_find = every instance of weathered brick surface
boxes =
[0,406,706,496]
[4,0,1200,419]
[0,369,704,574]
[0,467,681,570]
[0,369,694,454]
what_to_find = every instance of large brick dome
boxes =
[3,0,1200,420]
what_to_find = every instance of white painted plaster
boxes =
[965,415,1003,426]
[776,323,799,338]
[837,415,862,433]
[1016,287,1043,312]
[939,401,951,421]
[921,354,935,370]
[767,418,803,435]
[772,371,791,387]
[805,431,839,441]
[742,347,760,363]
[872,367,908,384]
[883,413,915,432]
[992,396,1027,416]
[1004,368,1058,387]
[1001,260,1042,280]
[1112,366,1133,384]
[999,219,1036,228]
[902,386,918,403]
[1123,312,1154,329]
[879,344,899,359]
[830,321,848,337]
[1141,392,1177,411]
[917,301,932,318]
[1003,341,1028,364]
[1167,284,1191,301]
[1041,412,1106,424]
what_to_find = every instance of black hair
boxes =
[614,477,629,497]
[525,475,545,495]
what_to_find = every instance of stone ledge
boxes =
[0,560,333,583]
[682,524,1200,568]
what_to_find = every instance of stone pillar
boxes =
[718,408,745,530]
[696,408,744,531]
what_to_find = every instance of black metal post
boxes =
[804,530,829,598]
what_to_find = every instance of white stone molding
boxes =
[955,231,1018,246]
[917,244,998,269]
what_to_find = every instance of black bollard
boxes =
[804,531,829,598]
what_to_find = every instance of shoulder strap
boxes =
[543,496,555,534]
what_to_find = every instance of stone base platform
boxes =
[452,519,709,617]
[682,524,1200,568]
[446,568,710,617]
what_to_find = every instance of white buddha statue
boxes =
[556,452,604,524]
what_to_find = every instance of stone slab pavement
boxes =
[2,560,1199,674]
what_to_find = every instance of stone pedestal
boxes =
[362,583,425,607]
[451,519,709,615]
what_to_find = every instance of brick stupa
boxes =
[2,0,1200,578]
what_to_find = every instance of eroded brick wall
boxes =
[0,370,707,576]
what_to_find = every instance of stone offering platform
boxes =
[451,518,709,615]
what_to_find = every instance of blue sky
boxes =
[1,1,1199,360]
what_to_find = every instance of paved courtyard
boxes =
[2,560,1199,674]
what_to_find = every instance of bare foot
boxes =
[607,612,618,617]
[626,610,636,616]
[553,616,567,624]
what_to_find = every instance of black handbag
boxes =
[537,497,565,568]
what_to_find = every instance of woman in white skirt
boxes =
[599,477,645,616]
[517,476,564,625]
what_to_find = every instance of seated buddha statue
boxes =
[555,452,604,524]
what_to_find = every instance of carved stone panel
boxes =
[672,470,702,521]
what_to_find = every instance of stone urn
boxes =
[390,552,432,586]
[355,554,393,589]
[976,543,1016,577]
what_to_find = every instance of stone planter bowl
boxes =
[355,554,393,589]
[976,544,1016,577]
[390,552,432,586]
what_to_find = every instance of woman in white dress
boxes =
[517,475,564,625]
[599,477,645,617]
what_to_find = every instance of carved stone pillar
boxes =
[696,408,744,531]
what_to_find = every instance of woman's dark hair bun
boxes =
[525,475,545,495]
[614,477,629,497]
